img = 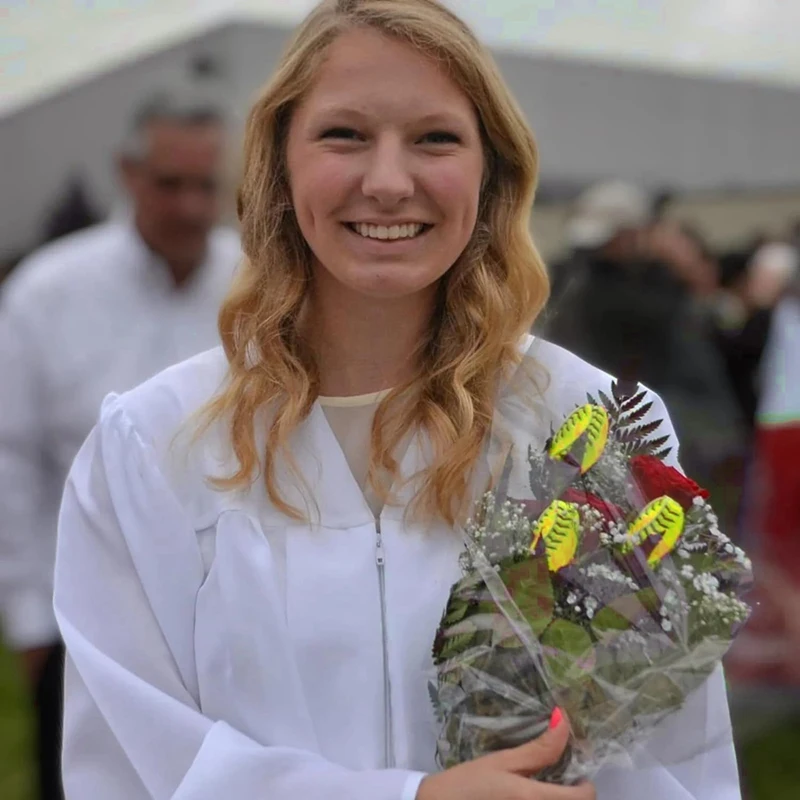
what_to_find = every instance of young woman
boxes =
[54,1,741,798]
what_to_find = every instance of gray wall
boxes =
[2,19,800,260]
[497,51,798,196]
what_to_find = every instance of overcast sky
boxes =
[234,0,800,81]
[4,0,800,116]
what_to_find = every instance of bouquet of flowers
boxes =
[429,378,752,784]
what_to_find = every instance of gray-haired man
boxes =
[0,92,241,799]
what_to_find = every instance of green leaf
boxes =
[438,631,479,661]
[591,605,631,636]
[428,682,444,725]
[542,619,594,657]
[443,598,470,626]
[628,672,684,718]
[541,619,595,682]
[499,558,555,636]
[591,588,660,638]
[634,587,661,614]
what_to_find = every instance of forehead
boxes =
[143,121,224,167]
[295,27,477,124]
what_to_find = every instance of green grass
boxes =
[0,639,799,800]
[0,641,36,800]
[740,717,800,800]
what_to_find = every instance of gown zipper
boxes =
[375,517,396,768]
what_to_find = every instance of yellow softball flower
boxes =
[549,404,610,473]
[531,500,581,572]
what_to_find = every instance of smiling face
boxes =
[285,27,485,304]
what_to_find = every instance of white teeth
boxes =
[353,223,425,240]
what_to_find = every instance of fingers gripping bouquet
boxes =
[429,365,753,785]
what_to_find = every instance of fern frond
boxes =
[644,435,671,452]
[620,390,648,413]
[612,380,635,405]
[617,402,655,428]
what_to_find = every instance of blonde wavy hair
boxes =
[202,0,549,524]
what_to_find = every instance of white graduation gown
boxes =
[53,339,742,799]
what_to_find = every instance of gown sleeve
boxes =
[54,396,425,800]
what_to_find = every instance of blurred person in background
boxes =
[0,91,241,800]
[724,270,800,713]
[1,177,100,289]
[713,242,799,431]
[543,180,746,531]
[713,249,767,431]
[39,176,102,246]
[748,267,800,573]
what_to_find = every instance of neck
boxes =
[306,277,438,397]
[134,219,204,288]
[165,258,202,288]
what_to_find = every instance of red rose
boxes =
[561,488,623,522]
[630,455,709,510]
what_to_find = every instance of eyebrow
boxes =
[309,106,472,128]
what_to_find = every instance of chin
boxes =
[169,246,207,268]
[349,276,440,302]
[344,263,444,300]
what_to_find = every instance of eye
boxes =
[420,131,461,145]
[153,175,183,192]
[319,126,363,141]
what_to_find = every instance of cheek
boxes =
[425,161,482,229]
[139,189,170,221]
[291,155,359,233]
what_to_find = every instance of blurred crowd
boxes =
[541,179,800,696]
[1,95,799,800]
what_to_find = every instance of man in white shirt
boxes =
[0,91,241,799]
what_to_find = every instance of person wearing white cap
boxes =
[565,180,653,252]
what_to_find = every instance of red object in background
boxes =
[724,422,800,686]
[753,423,800,574]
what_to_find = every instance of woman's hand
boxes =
[416,709,595,800]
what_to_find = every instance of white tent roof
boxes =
[4,0,800,117]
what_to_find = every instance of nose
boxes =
[175,185,212,222]
[361,135,414,208]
